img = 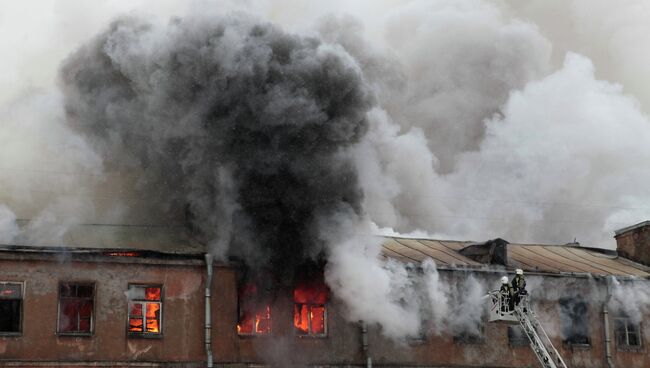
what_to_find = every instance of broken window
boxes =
[237,283,271,336]
[127,285,162,336]
[293,279,328,337]
[58,282,94,335]
[559,298,590,345]
[0,282,22,334]
[614,316,642,349]
[508,326,529,347]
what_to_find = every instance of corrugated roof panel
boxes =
[381,239,423,263]
[508,245,564,273]
[380,238,481,266]
[416,240,481,266]
[508,243,650,277]
[544,246,621,275]
[524,245,601,273]
[567,247,650,277]
[380,245,416,264]
[393,239,453,265]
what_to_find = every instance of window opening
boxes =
[127,285,162,336]
[58,282,94,335]
[237,283,271,335]
[453,323,485,344]
[559,297,590,345]
[614,316,641,349]
[293,279,328,337]
[0,282,22,334]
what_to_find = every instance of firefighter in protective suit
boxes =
[511,268,527,306]
[499,276,514,312]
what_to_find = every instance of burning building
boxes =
[3,7,650,368]
[1,221,650,367]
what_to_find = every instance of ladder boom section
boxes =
[489,291,568,368]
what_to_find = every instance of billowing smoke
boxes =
[60,14,372,282]
[5,0,650,342]
[609,277,650,324]
[323,219,488,340]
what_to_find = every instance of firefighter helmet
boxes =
[501,276,509,284]
[516,269,524,275]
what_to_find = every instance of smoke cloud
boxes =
[61,14,372,283]
[4,0,650,341]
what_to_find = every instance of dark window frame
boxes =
[126,284,163,339]
[293,302,328,338]
[559,297,591,347]
[236,283,272,337]
[614,316,642,350]
[56,282,95,336]
[453,316,486,345]
[0,281,23,336]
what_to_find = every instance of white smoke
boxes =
[323,216,488,340]
[609,277,650,324]
[0,205,19,244]
[4,0,650,341]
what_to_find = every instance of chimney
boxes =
[614,221,650,266]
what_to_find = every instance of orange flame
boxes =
[128,302,160,333]
[293,279,328,335]
[146,303,160,332]
[237,283,271,335]
[105,251,141,257]
[237,305,271,334]
[145,287,161,301]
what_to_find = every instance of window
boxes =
[293,279,328,337]
[508,326,529,347]
[453,324,484,344]
[559,298,590,345]
[614,316,642,349]
[127,285,162,336]
[237,283,271,336]
[58,283,94,335]
[0,282,22,334]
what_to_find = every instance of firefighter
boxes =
[499,276,514,312]
[511,268,527,305]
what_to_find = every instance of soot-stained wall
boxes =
[1,254,649,368]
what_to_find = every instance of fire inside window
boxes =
[127,285,162,336]
[58,283,94,335]
[237,283,271,335]
[0,282,22,334]
[293,280,328,336]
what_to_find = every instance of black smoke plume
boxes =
[60,14,372,283]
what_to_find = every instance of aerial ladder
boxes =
[488,290,568,368]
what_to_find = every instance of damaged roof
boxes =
[1,222,649,277]
[0,222,205,255]
[381,237,650,278]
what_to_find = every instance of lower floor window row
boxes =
[0,281,163,337]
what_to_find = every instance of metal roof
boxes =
[380,237,480,267]
[1,223,649,277]
[507,243,650,277]
[381,237,650,277]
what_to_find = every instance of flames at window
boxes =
[293,279,328,336]
[128,286,161,334]
[237,283,271,335]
